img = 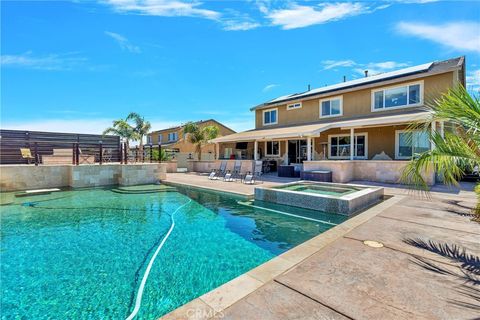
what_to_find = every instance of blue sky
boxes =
[1,0,479,133]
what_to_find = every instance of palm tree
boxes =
[401,85,480,221]
[103,119,136,151]
[183,122,219,160]
[126,112,151,154]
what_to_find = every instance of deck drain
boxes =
[363,240,384,248]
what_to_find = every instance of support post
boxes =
[350,128,354,160]
[149,143,153,163]
[124,142,128,164]
[75,143,80,165]
[312,138,315,161]
[99,141,103,165]
[215,143,220,160]
[284,140,289,164]
[72,143,76,165]
[120,143,123,164]
[307,137,312,161]
[440,121,445,139]
[34,142,39,166]
[254,140,258,161]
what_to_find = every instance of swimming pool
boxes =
[0,184,346,319]
[275,182,361,196]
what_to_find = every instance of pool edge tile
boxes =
[159,298,214,320]
[199,274,263,313]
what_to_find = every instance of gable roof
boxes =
[150,119,236,134]
[252,56,464,111]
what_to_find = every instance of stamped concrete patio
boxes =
[161,173,479,320]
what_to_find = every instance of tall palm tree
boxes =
[103,119,136,151]
[183,122,219,161]
[126,112,151,154]
[401,85,480,221]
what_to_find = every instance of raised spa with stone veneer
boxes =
[255,181,384,215]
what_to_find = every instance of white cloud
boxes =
[104,31,141,53]
[222,20,261,31]
[321,59,410,76]
[102,0,220,20]
[264,2,372,30]
[396,21,480,53]
[466,69,480,93]
[262,84,278,92]
[1,52,87,71]
[321,59,356,70]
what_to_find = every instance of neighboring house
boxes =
[148,119,235,168]
[211,56,465,184]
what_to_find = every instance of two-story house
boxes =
[211,56,465,184]
[148,119,235,168]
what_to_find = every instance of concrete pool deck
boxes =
[161,173,479,320]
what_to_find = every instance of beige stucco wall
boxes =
[255,72,454,129]
[0,163,168,191]
[304,160,435,185]
[149,120,236,155]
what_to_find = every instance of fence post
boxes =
[124,142,128,164]
[34,142,39,166]
[149,143,153,163]
[75,143,80,165]
[72,143,76,165]
[120,143,123,164]
[158,143,162,163]
[99,141,103,165]
[135,147,138,163]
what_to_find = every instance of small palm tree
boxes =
[401,85,480,221]
[126,112,151,154]
[183,122,219,161]
[103,119,136,151]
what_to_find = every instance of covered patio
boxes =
[206,111,441,185]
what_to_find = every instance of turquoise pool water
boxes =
[275,182,360,196]
[1,184,347,319]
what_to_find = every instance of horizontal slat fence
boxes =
[0,129,121,164]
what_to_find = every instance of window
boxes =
[287,102,302,110]
[320,97,343,118]
[147,135,152,144]
[265,141,280,156]
[329,133,367,159]
[263,108,278,125]
[158,135,163,144]
[167,132,178,142]
[372,82,422,111]
[395,130,430,159]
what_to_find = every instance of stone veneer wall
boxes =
[187,160,255,174]
[304,160,435,185]
[0,163,167,192]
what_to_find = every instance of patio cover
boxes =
[211,111,432,143]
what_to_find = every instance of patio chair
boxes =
[78,149,95,164]
[20,148,35,164]
[243,161,263,184]
[225,160,243,182]
[102,148,113,163]
[208,161,227,180]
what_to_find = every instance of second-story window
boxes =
[263,108,278,125]
[157,135,163,144]
[320,96,343,118]
[287,102,302,110]
[372,82,422,111]
[168,132,178,142]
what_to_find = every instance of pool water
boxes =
[0,184,347,319]
[276,182,360,197]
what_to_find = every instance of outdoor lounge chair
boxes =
[20,148,35,164]
[243,161,263,184]
[224,160,242,182]
[102,148,113,163]
[209,161,227,180]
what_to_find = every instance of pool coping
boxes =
[160,194,404,320]
[161,180,253,199]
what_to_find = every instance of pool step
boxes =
[15,188,61,197]
[237,200,337,226]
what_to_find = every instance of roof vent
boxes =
[307,84,311,91]
[343,76,346,82]
[364,70,368,77]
